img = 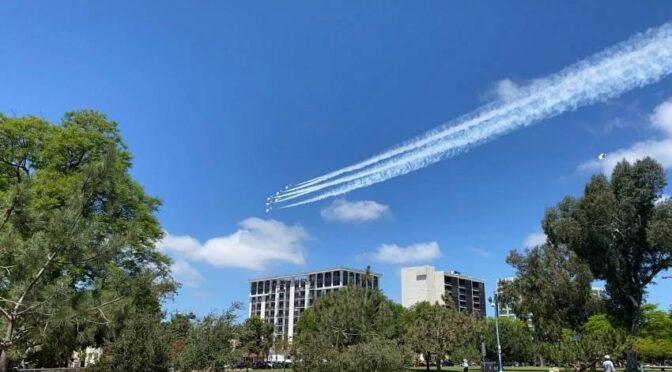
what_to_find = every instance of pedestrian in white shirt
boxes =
[603,355,616,372]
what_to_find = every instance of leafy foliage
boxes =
[543,158,672,334]
[478,317,534,365]
[88,311,171,372]
[173,305,242,371]
[0,111,174,371]
[502,242,602,342]
[240,315,274,360]
[404,301,480,370]
[293,286,410,372]
[633,305,672,363]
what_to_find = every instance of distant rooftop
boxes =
[402,265,484,283]
[249,267,382,282]
[443,270,485,283]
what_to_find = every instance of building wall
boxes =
[401,266,486,317]
[401,266,441,307]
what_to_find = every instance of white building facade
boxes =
[248,267,381,341]
[401,265,486,316]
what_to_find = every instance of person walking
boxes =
[603,355,616,372]
[463,359,469,372]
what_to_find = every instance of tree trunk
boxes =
[0,320,13,372]
[626,351,638,372]
[425,352,431,372]
[0,349,8,372]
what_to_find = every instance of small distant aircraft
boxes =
[598,153,607,160]
[663,276,672,280]
[265,207,272,213]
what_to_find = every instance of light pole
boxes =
[489,294,504,372]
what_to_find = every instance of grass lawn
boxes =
[231,367,663,372]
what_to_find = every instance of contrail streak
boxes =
[269,22,672,209]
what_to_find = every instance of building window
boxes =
[416,274,427,281]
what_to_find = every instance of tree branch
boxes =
[13,251,56,316]
[0,305,10,321]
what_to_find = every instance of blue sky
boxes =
[1,1,671,316]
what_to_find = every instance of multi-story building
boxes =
[248,267,381,341]
[401,265,486,317]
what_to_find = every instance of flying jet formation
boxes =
[265,22,672,210]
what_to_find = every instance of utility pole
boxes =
[489,294,504,372]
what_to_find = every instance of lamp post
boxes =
[489,294,504,372]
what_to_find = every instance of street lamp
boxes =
[488,294,504,372]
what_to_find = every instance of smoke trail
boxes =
[271,22,672,208]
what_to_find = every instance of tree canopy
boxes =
[502,242,602,342]
[405,301,480,371]
[543,158,672,335]
[293,286,410,372]
[0,111,174,371]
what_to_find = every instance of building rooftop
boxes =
[402,265,484,283]
[249,267,382,282]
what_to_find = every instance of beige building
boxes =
[401,265,486,316]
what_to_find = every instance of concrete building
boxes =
[401,265,486,316]
[249,267,381,340]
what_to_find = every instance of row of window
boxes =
[250,271,379,295]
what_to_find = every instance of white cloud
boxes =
[372,242,441,264]
[495,79,521,102]
[158,218,308,271]
[523,232,547,248]
[580,98,672,174]
[321,199,389,223]
[650,100,672,135]
[656,194,670,205]
[171,260,205,288]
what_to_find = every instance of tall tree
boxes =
[241,316,274,363]
[502,243,602,343]
[0,111,173,371]
[405,301,479,372]
[293,286,410,372]
[478,317,534,365]
[175,305,242,371]
[542,158,672,370]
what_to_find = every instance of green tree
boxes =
[478,317,534,365]
[176,305,242,371]
[88,311,171,372]
[0,111,173,371]
[502,243,602,343]
[241,316,274,363]
[272,336,292,370]
[539,315,628,370]
[293,286,410,372]
[633,304,672,363]
[165,311,196,365]
[543,158,672,370]
[405,301,479,371]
